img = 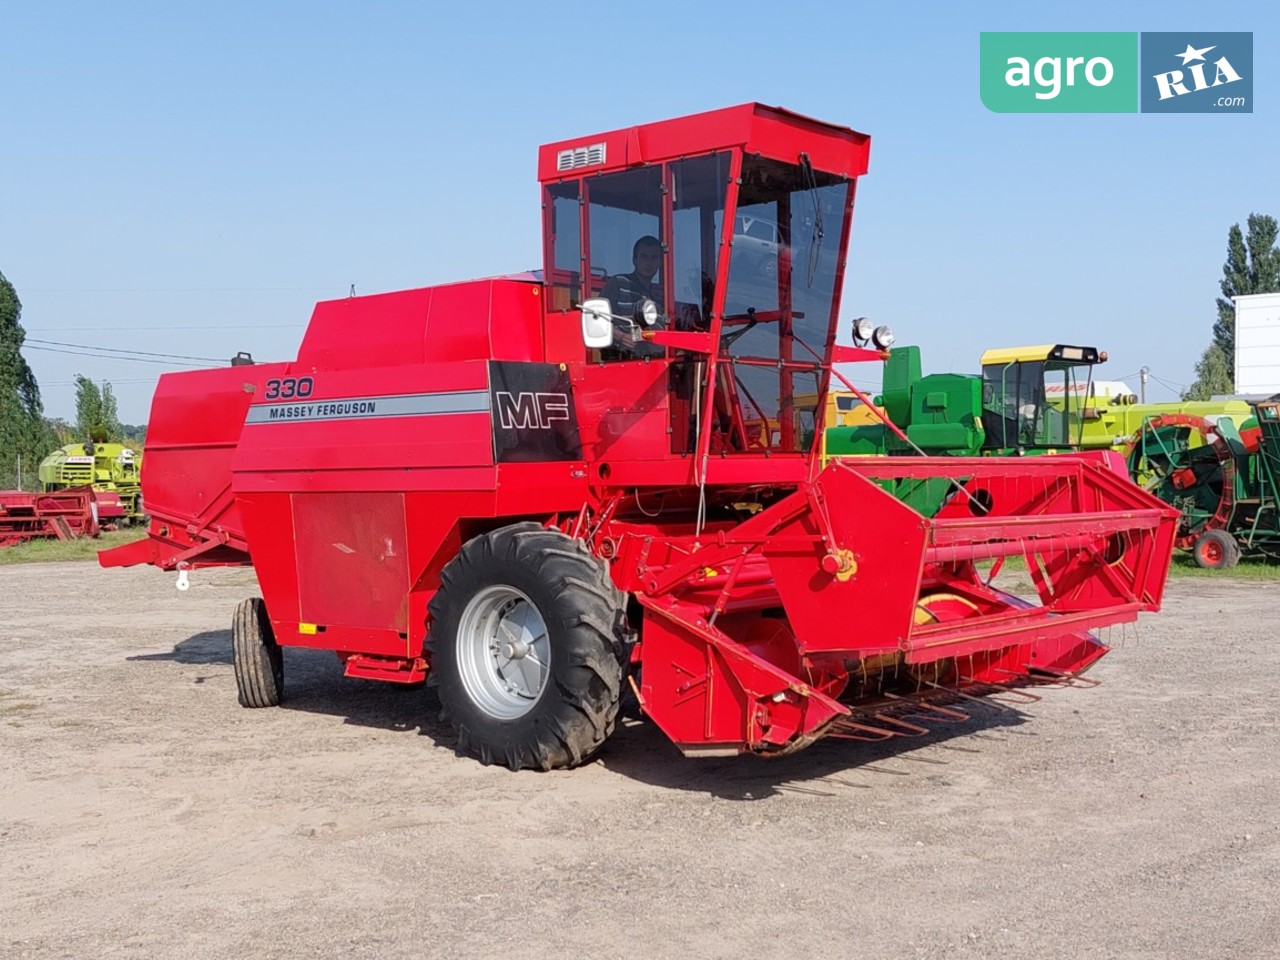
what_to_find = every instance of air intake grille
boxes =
[557,142,607,171]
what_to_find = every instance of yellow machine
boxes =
[38,442,144,521]
[824,391,882,428]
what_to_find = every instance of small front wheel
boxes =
[232,597,284,707]
[1193,529,1240,570]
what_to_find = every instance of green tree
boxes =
[119,422,147,445]
[45,417,76,445]
[1214,213,1280,360]
[101,382,121,440]
[1186,213,1280,399]
[0,269,56,488]
[75,375,103,439]
[1182,342,1235,401]
[74,375,124,442]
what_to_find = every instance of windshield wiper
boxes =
[799,152,824,288]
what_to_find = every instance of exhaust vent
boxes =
[557,142,607,171]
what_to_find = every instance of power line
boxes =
[23,286,333,293]
[1148,373,1188,394]
[27,324,304,332]
[26,338,226,363]
[40,378,158,386]
[24,345,213,367]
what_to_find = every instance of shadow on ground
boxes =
[140,630,1035,799]
[128,630,233,665]
[277,645,444,737]
[272,639,1034,799]
[594,701,1032,799]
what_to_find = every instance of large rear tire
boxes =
[428,523,627,771]
[233,597,284,707]
[1193,529,1241,570]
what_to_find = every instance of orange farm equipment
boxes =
[101,104,1178,769]
[0,488,100,547]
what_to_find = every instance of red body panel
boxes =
[297,279,548,371]
[572,361,674,465]
[99,363,288,570]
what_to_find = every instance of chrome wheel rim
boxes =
[456,585,550,720]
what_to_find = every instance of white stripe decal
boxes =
[245,390,490,425]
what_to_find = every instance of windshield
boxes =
[538,150,852,457]
[717,155,849,453]
[671,153,729,331]
[982,359,1094,449]
[1041,360,1095,446]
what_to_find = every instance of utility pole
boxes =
[1139,366,1150,404]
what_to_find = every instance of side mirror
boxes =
[581,298,614,349]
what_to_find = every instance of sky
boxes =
[2,0,1277,424]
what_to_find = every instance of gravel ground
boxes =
[1,561,1277,959]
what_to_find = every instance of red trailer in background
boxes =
[102,104,1178,770]
[1,488,100,547]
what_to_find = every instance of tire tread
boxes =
[232,597,283,708]
[427,525,626,771]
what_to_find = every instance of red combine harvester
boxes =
[102,104,1178,769]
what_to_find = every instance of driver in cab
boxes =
[600,235,665,358]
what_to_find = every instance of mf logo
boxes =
[1141,33,1252,112]
[494,391,571,430]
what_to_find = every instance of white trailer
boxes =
[1234,292,1280,395]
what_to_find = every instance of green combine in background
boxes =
[38,442,144,524]
[825,344,1271,564]
[827,343,1254,459]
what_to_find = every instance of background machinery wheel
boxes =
[428,523,627,771]
[1193,530,1241,570]
[1124,413,1236,550]
[232,597,284,707]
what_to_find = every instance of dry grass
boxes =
[0,526,148,566]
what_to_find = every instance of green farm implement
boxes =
[38,442,144,525]
[1126,399,1280,568]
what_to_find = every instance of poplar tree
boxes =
[1213,213,1280,361]
[74,375,122,442]
[1184,214,1280,399]
[0,270,53,488]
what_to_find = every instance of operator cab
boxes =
[537,104,871,459]
[979,344,1104,450]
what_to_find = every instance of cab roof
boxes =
[537,103,870,183]
[981,344,1102,366]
